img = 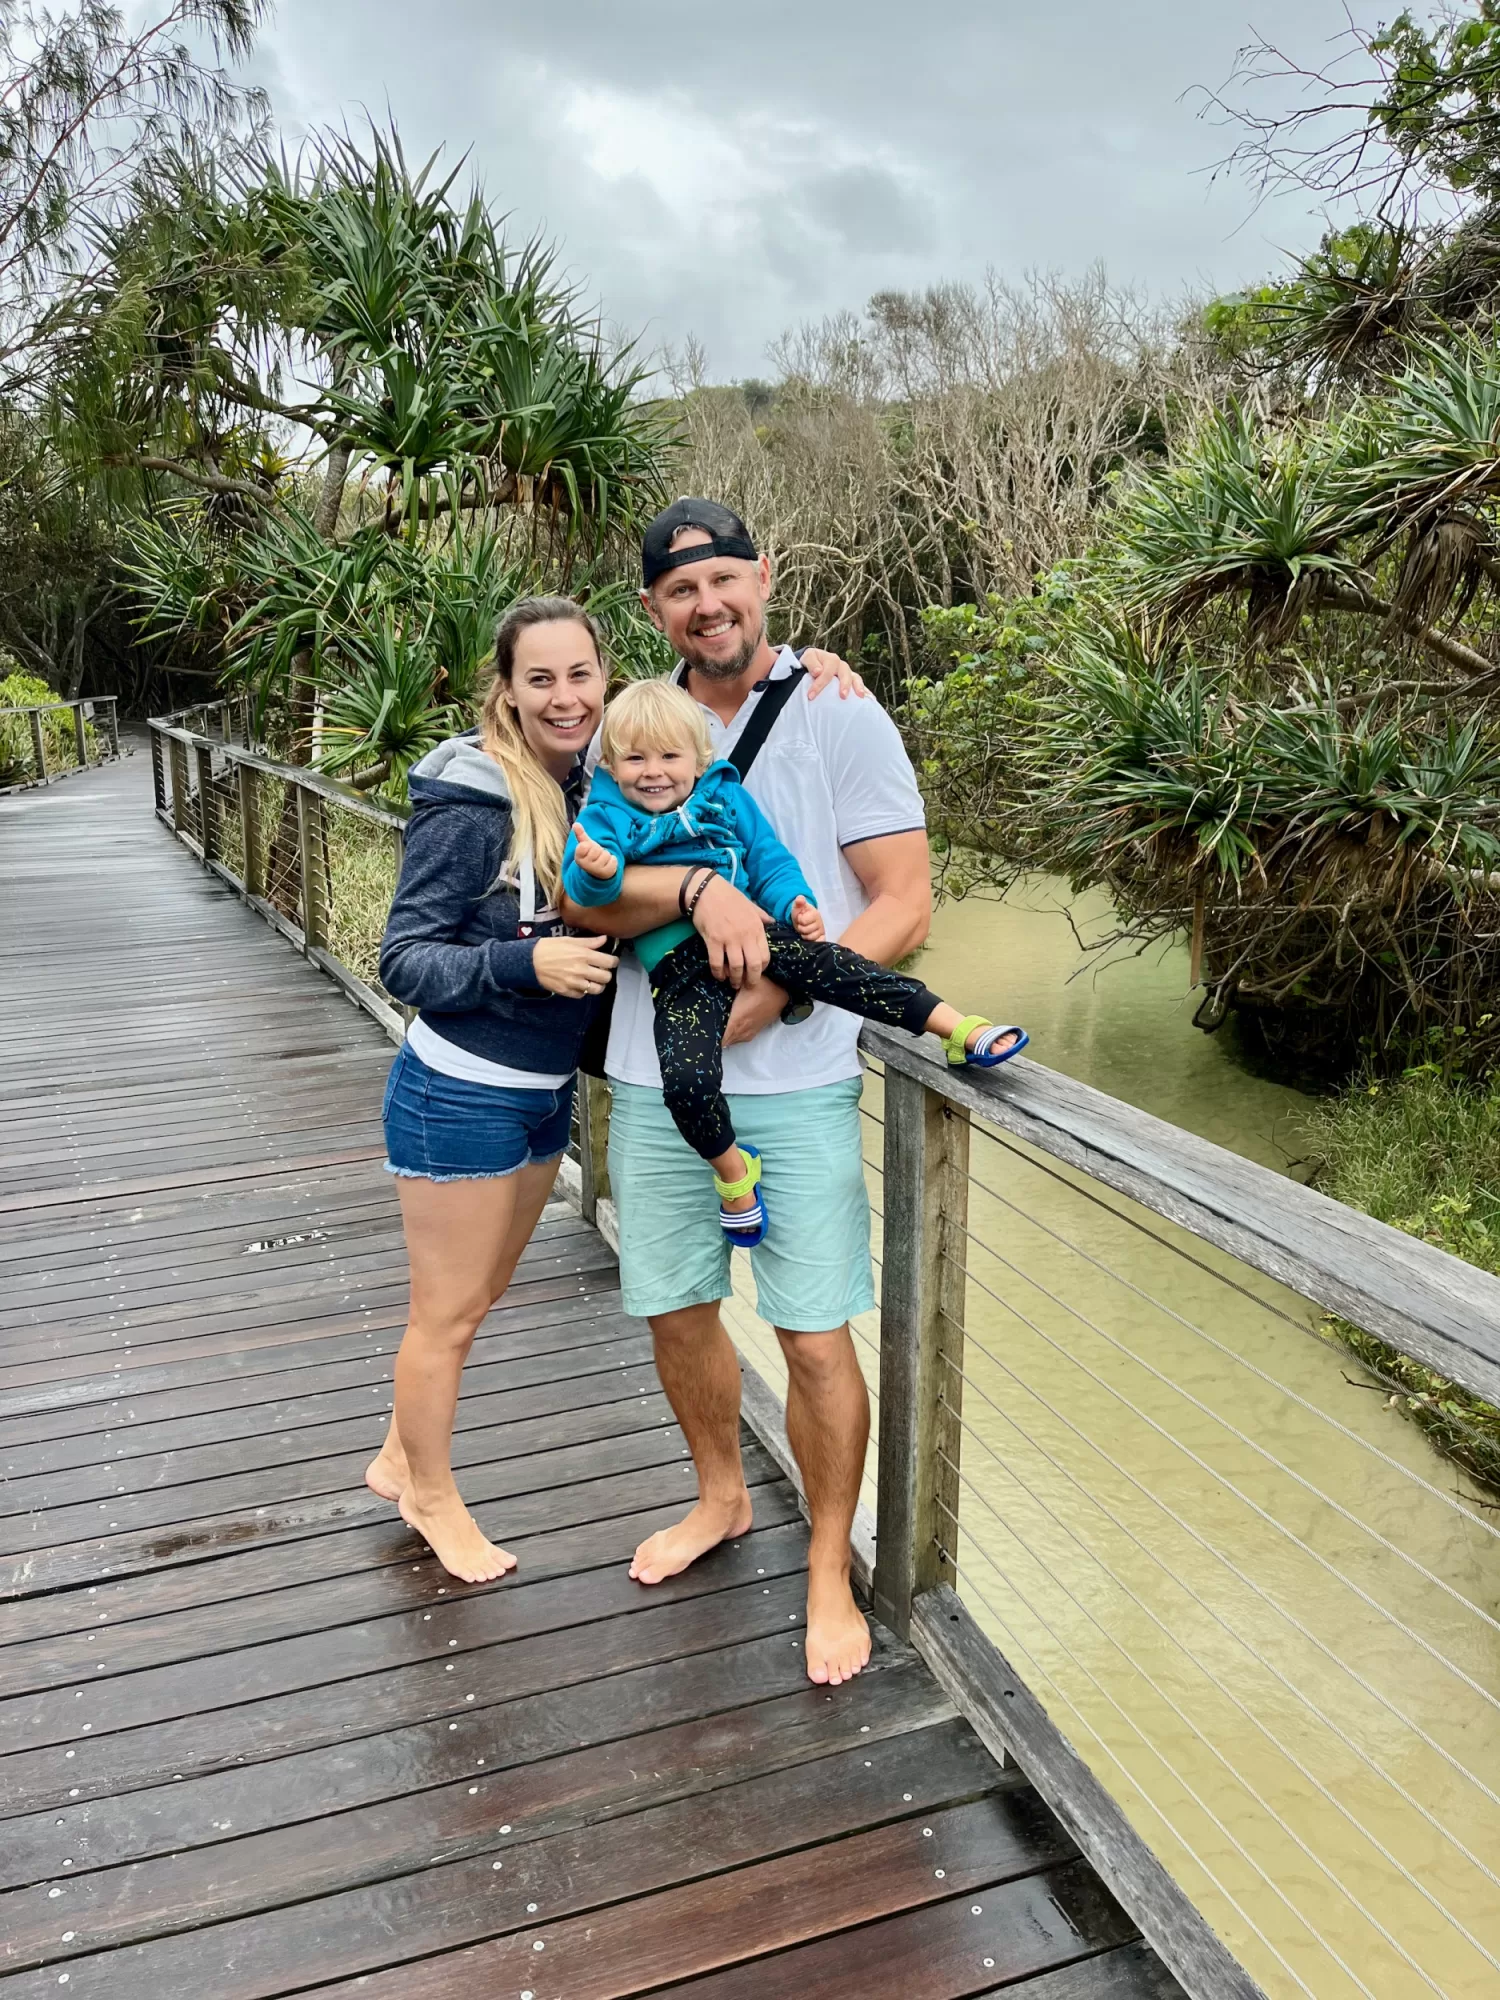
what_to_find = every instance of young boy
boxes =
[564,680,1027,1245]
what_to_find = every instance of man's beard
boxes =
[680,608,764,681]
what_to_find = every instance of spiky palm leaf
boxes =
[1113,404,1378,642]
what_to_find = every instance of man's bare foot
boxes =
[630,1490,753,1584]
[399,1487,516,1585]
[805,1565,871,1685]
[364,1441,408,1502]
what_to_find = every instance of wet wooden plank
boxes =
[0,756,1172,2000]
[1,1710,989,1994]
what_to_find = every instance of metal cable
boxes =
[944,1239,1500,1649]
[939,1529,1339,1999]
[936,1486,1431,1996]
[965,1125,1500,1466]
[956,1159,1500,1540]
[934,1396,1500,1964]
[947,1250,1500,1722]
[936,1328,1500,1825]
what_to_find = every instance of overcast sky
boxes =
[250,0,1391,379]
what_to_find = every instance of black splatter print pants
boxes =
[648,925,944,1162]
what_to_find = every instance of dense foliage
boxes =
[889,6,1500,1073]
[53,127,677,784]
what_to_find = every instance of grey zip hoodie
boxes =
[378,732,598,1073]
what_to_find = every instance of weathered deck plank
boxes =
[0,752,1178,1997]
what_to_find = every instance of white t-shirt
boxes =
[598,648,927,1095]
[405,1016,571,1091]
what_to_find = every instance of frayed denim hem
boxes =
[383,1159,527,1184]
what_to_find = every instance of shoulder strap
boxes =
[729,658,808,780]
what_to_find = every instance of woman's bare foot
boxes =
[399,1486,516,1584]
[630,1489,754,1585]
[805,1564,871,1686]
[364,1439,409,1502]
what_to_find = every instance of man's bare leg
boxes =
[631,1301,753,1583]
[777,1322,871,1686]
[366,1159,561,1582]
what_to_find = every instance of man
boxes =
[564,498,931,1686]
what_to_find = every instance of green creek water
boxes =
[724,879,1500,2000]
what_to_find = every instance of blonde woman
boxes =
[366,597,616,1582]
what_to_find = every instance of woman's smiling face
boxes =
[506,619,606,776]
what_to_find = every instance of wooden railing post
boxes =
[239,762,263,898]
[103,699,119,760]
[575,1074,611,1224]
[296,782,328,949]
[29,710,47,784]
[194,742,218,862]
[873,1064,971,1637]
[168,738,189,835]
[72,702,88,768]
[149,727,166,813]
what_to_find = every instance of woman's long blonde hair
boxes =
[479,596,603,902]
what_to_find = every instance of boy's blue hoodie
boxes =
[379,732,598,1074]
[562,759,815,924]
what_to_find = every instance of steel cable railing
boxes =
[929,1381,1500,1983]
[840,1032,1500,2000]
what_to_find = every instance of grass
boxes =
[324,802,399,988]
[1304,1066,1500,1495]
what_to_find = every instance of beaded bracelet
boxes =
[684,868,717,920]
[678,866,712,918]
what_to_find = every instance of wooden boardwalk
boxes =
[0,750,1179,1998]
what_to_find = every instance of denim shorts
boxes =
[382,1043,575,1182]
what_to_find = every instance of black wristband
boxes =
[685,868,717,920]
[678,866,710,917]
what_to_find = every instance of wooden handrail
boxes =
[147,711,408,1040]
[148,721,408,831]
[860,1021,1500,1410]
[2,695,120,785]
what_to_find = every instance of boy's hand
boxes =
[572,831,620,883]
[790,895,825,942]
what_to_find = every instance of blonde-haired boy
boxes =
[564,679,1026,1242]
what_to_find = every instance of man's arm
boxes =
[837,829,933,962]
[722,828,932,1047]
[560,868,773,987]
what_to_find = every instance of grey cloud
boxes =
[798,165,936,256]
[255,0,1391,377]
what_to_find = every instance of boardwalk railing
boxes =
[1,694,119,787]
[147,698,408,1038]
[146,703,1500,2000]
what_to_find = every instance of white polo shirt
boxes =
[599,648,927,1095]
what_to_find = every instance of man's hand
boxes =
[693,873,771,987]
[801,648,867,700]
[723,978,789,1047]
[571,830,619,883]
[790,895,825,942]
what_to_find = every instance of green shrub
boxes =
[1306,1066,1500,1492]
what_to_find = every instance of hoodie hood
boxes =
[407,731,513,808]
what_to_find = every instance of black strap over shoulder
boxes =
[729,660,807,780]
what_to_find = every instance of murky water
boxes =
[725,880,1500,2000]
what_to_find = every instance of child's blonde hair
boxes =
[599,680,713,775]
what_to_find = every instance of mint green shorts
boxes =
[607,1076,876,1333]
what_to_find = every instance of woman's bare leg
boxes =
[365,1157,562,1581]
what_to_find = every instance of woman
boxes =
[366,596,616,1583]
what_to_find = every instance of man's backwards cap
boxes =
[641,497,757,587]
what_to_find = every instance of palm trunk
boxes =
[314,441,351,539]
